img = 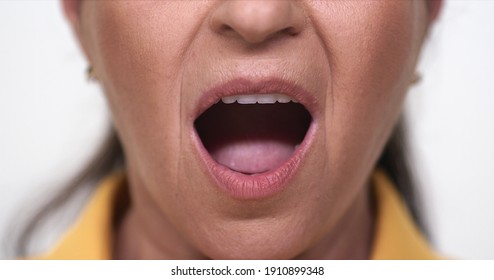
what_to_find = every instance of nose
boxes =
[210,0,305,44]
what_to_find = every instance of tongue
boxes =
[211,140,295,174]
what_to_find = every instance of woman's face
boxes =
[65,1,435,259]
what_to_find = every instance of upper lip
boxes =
[192,77,319,121]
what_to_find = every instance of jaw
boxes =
[122,112,375,260]
[168,136,374,259]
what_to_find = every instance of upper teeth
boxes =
[221,94,298,104]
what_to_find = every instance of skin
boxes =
[63,0,442,259]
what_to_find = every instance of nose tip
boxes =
[210,0,305,44]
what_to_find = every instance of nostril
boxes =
[282,27,299,36]
[209,1,305,45]
[217,26,299,45]
[218,24,234,34]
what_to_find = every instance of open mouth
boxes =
[191,79,317,199]
[194,94,312,176]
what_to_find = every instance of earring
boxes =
[86,65,97,82]
[410,72,421,86]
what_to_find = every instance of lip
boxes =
[191,78,319,200]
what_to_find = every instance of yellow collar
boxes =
[35,170,440,259]
[370,170,439,259]
[34,171,125,260]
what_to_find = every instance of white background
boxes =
[0,1,493,259]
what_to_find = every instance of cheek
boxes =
[312,2,426,179]
[81,2,211,174]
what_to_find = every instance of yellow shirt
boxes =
[33,170,440,260]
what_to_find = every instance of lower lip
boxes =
[191,121,317,200]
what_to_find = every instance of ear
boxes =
[62,0,93,57]
[62,0,82,36]
[428,0,443,22]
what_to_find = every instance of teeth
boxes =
[221,96,237,104]
[277,95,291,103]
[257,95,277,104]
[237,95,258,104]
[220,94,298,104]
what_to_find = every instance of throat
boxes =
[195,102,311,174]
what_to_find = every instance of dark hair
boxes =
[378,118,426,234]
[6,116,424,257]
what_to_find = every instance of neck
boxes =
[113,168,206,260]
[114,171,375,260]
[296,187,375,259]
